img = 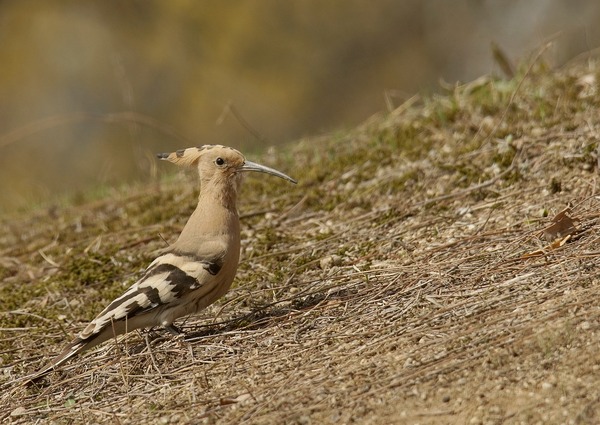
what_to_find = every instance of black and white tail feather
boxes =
[24,145,296,384]
[27,250,223,383]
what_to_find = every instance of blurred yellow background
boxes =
[1,0,599,211]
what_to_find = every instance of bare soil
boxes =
[1,58,599,424]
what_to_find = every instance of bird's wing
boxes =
[26,250,226,383]
[78,251,224,340]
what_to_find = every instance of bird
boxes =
[27,145,296,382]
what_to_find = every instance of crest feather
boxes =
[156,147,204,167]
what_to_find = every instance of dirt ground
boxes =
[1,57,599,424]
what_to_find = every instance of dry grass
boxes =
[2,58,600,424]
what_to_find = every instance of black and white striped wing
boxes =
[78,252,223,340]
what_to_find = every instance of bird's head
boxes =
[157,145,297,191]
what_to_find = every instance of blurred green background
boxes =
[1,0,599,211]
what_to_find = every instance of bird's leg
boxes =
[164,324,182,336]
[164,324,186,344]
[143,325,183,346]
[164,324,193,358]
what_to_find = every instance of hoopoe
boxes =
[28,145,296,381]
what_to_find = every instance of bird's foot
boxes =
[164,324,182,336]
[164,325,195,359]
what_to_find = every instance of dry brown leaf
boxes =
[521,235,572,259]
[542,207,578,241]
[522,206,579,260]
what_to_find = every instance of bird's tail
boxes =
[23,318,141,385]
[25,337,91,385]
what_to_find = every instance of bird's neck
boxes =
[202,178,239,210]
[172,182,240,253]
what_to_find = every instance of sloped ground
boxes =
[1,59,600,424]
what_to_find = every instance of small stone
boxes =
[11,407,26,416]
[296,414,311,424]
[531,127,544,137]
[442,395,451,403]
[480,116,495,134]
[580,321,591,331]
[541,382,554,390]
[319,255,342,269]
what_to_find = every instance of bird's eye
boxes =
[215,157,225,166]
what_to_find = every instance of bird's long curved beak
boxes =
[240,161,297,184]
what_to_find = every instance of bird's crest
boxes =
[156,146,204,167]
[156,145,242,168]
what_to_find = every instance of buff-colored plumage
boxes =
[27,145,296,382]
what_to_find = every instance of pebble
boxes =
[541,382,554,390]
[11,407,26,416]
[319,255,342,269]
[531,127,544,137]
